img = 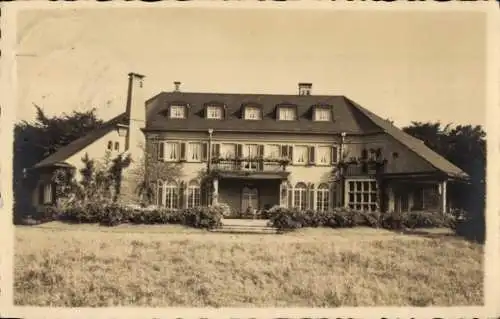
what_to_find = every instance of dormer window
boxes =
[169,105,186,119]
[244,106,262,120]
[278,106,296,121]
[314,107,331,121]
[206,105,223,119]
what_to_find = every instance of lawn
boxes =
[14,222,483,307]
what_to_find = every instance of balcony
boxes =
[210,157,289,173]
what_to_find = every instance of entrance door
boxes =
[241,187,259,212]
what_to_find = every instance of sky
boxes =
[16,7,487,129]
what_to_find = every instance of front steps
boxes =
[210,218,280,234]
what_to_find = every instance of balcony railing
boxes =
[210,157,289,172]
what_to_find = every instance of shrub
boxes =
[211,203,232,218]
[178,206,223,229]
[455,209,485,243]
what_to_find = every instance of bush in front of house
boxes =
[57,202,222,229]
[268,207,456,232]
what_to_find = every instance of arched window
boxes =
[294,182,307,210]
[107,141,113,150]
[157,180,179,209]
[114,142,119,151]
[316,183,330,212]
[187,180,201,208]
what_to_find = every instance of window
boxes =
[294,145,308,165]
[164,142,179,161]
[316,184,330,212]
[266,144,281,158]
[317,146,331,165]
[43,183,53,205]
[221,143,236,158]
[107,141,112,150]
[114,142,119,151]
[346,180,378,211]
[293,183,307,210]
[187,181,201,208]
[244,106,261,120]
[188,143,202,161]
[170,105,186,119]
[279,107,296,121]
[243,144,259,158]
[206,106,223,119]
[315,108,331,121]
[157,181,179,209]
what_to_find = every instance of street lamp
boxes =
[207,129,214,172]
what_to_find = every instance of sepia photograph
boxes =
[3,2,495,313]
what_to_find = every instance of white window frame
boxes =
[187,181,201,208]
[221,143,237,158]
[279,107,296,121]
[345,179,378,212]
[317,145,331,165]
[188,142,202,162]
[293,183,307,210]
[293,145,308,165]
[265,144,281,159]
[157,181,179,209]
[244,106,261,120]
[164,142,179,162]
[314,108,331,121]
[206,106,223,119]
[316,184,330,212]
[170,105,186,119]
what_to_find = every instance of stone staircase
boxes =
[210,218,280,234]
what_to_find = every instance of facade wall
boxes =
[66,130,128,181]
[33,130,128,210]
[344,133,435,174]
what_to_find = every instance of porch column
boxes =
[387,183,395,212]
[212,178,219,205]
[440,180,447,214]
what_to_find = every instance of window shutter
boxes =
[258,145,264,158]
[158,142,165,162]
[288,189,293,208]
[201,143,208,161]
[308,146,315,165]
[212,143,221,158]
[331,146,338,164]
[236,144,243,158]
[178,182,186,209]
[280,145,288,158]
[288,145,294,161]
[180,142,187,162]
[361,148,368,159]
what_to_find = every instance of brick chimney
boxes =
[298,82,312,96]
[125,72,146,156]
[174,81,181,92]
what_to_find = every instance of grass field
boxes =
[14,222,483,307]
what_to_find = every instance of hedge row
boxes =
[267,206,459,231]
[43,203,223,229]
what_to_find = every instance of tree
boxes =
[13,104,104,222]
[403,121,486,242]
[131,142,183,206]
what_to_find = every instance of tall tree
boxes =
[403,121,486,241]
